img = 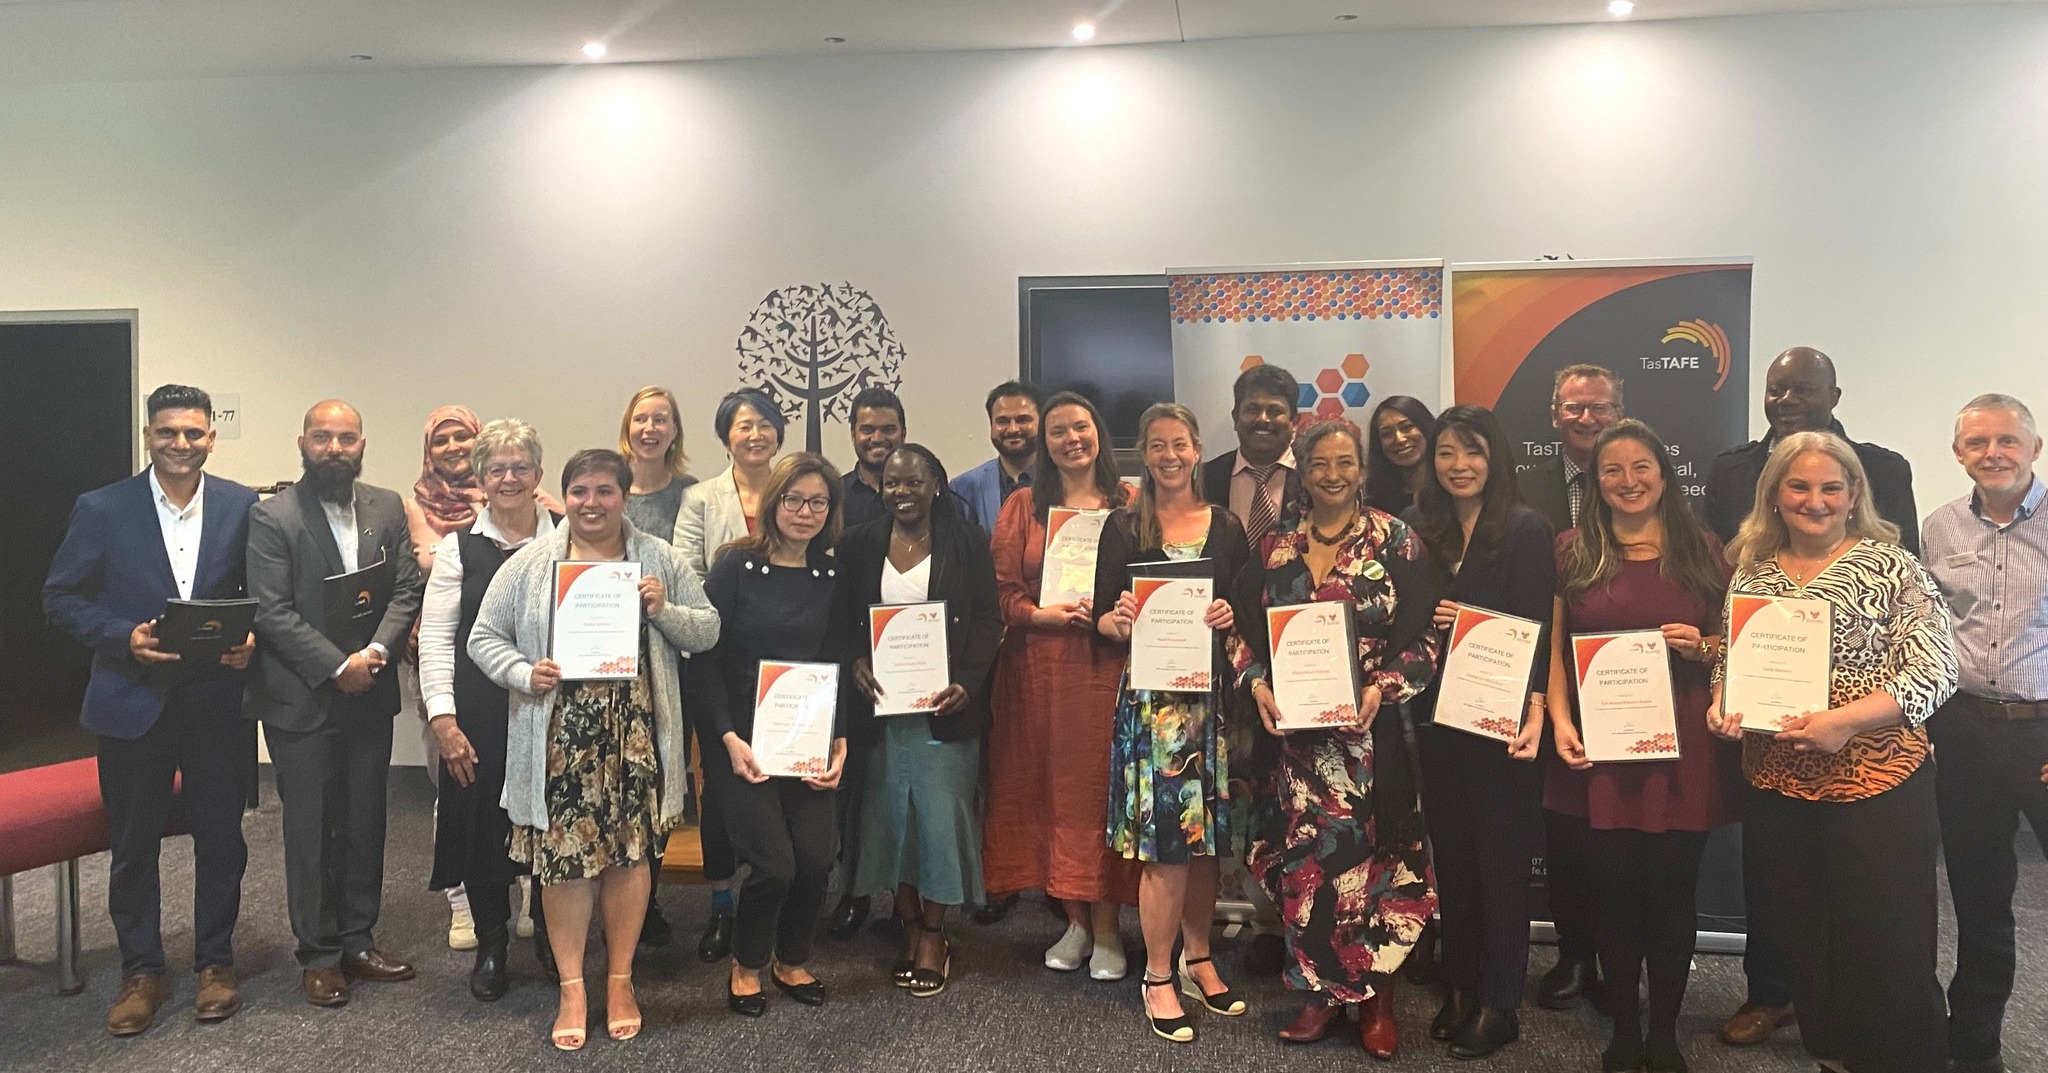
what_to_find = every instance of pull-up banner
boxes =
[1450,259,1752,501]
[1170,261,1443,448]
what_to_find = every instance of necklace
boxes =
[1782,536,1850,584]
[893,527,932,551]
[1309,512,1358,546]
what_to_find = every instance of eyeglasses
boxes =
[1557,403,1616,419]
[484,463,536,480]
[778,494,833,515]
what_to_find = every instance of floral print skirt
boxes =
[1248,728,1437,1003]
[509,667,664,884]
[1106,673,1228,864]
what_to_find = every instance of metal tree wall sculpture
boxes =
[736,282,908,453]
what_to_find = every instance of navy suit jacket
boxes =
[43,470,259,740]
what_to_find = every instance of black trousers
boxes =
[1930,700,2048,1064]
[832,740,872,898]
[1543,807,1598,964]
[1739,820,1793,1006]
[1419,727,1542,1009]
[693,718,737,884]
[704,761,837,970]
[1587,827,1709,1040]
[266,706,395,969]
[97,690,253,976]
[1747,767,1946,1073]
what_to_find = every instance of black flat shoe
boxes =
[1603,1033,1646,1073]
[1539,956,1593,1010]
[726,983,766,1018]
[771,971,827,1006]
[1448,1006,1519,1059]
[1431,989,1478,1041]
[826,894,870,942]
[697,914,734,963]
[639,900,674,949]
[972,892,1018,925]
[470,929,510,1002]
[1643,1036,1688,1073]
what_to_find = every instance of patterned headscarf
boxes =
[413,405,483,537]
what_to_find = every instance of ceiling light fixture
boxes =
[348,54,373,61]
[1607,0,1635,15]
[1334,13,1358,20]
[824,36,846,44]
[582,41,608,59]
[1071,22,1096,42]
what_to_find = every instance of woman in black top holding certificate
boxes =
[835,444,1002,997]
[1233,419,1441,1058]
[689,452,849,1017]
[1093,402,1250,1044]
[1404,405,1554,1058]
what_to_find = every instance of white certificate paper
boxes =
[1571,630,1680,762]
[1130,574,1214,692]
[1039,507,1110,609]
[751,660,838,778]
[1725,594,1832,734]
[868,602,950,716]
[1266,603,1360,731]
[549,561,642,681]
[1434,606,1544,743]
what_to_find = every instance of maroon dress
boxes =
[1542,535,1740,834]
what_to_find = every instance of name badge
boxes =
[1943,551,1979,568]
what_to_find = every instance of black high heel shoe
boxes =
[891,922,922,988]
[1143,974,1195,1043]
[908,933,951,998]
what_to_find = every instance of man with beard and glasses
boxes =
[952,381,1044,536]
[841,386,907,531]
[245,399,424,1009]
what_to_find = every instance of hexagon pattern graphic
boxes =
[1242,352,1374,426]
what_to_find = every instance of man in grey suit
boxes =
[245,399,424,1008]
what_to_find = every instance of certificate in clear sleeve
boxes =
[1724,594,1832,734]
[751,660,838,778]
[1571,629,1680,762]
[1039,507,1110,608]
[548,561,643,680]
[868,601,950,715]
[1129,559,1213,693]
[1433,605,1544,743]
[1266,602,1360,731]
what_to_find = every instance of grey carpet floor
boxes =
[2,770,2042,1073]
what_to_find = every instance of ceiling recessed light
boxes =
[1071,22,1096,42]
[581,41,608,60]
[1607,0,1635,15]
[348,54,373,61]
[824,36,846,44]
[1334,13,1358,20]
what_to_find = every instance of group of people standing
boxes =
[41,350,2045,1073]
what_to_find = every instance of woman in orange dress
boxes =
[982,391,1140,981]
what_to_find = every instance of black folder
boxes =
[156,598,258,664]
[322,557,394,651]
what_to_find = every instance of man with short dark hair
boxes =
[952,381,1043,535]
[842,386,906,530]
[245,399,423,1008]
[1703,347,1919,1047]
[1512,362,1623,1013]
[1702,346,1919,555]
[1201,364,1304,549]
[45,384,260,1036]
[1922,393,2047,1073]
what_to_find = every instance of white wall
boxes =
[4,5,2046,757]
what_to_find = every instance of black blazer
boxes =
[1201,451,1303,527]
[1515,455,1574,536]
[833,516,1002,744]
[1701,422,1919,556]
[1401,502,1558,704]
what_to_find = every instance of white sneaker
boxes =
[448,904,477,950]
[1044,922,1090,971]
[1089,937,1128,981]
[514,881,535,939]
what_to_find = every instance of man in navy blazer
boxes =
[44,384,259,1036]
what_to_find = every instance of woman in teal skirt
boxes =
[838,445,1003,997]
[1094,403,1252,1043]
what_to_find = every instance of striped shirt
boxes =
[1921,476,2048,702]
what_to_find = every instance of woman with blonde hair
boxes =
[1708,430,1957,1073]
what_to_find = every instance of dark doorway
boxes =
[0,315,135,773]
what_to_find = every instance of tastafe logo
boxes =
[353,589,373,614]
[1661,320,1732,391]
[197,619,224,637]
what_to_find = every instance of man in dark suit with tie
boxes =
[244,399,423,1008]
[1201,363,1305,547]
[44,384,260,1036]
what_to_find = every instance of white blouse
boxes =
[420,510,555,718]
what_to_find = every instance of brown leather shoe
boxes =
[194,966,243,1023]
[1720,1001,1796,1045]
[107,973,167,1036]
[303,967,350,1007]
[340,948,417,982]
[1279,999,1346,1043]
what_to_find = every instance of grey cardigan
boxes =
[468,519,720,830]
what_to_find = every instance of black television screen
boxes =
[1019,275,1173,451]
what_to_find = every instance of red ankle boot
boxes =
[1360,980,1399,1060]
